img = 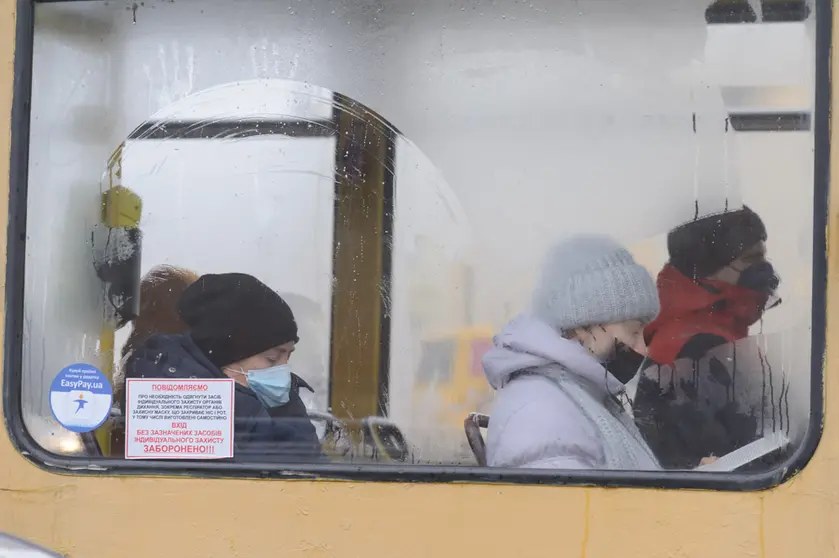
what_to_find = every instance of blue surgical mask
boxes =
[246,364,293,408]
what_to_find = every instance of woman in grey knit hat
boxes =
[481,235,661,470]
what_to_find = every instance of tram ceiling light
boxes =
[721,86,811,114]
[706,0,809,23]
[729,111,811,131]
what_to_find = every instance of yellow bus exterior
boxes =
[0,1,836,557]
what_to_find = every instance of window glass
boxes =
[417,341,457,384]
[16,0,820,480]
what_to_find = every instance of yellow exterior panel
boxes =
[0,2,836,557]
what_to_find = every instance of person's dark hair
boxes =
[667,206,767,279]
[178,273,299,368]
[115,265,199,424]
[121,265,199,361]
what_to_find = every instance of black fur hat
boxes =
[667,206,767,279]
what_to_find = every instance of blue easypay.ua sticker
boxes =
[49,363,112,433]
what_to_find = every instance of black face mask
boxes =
[604,341,647,384]
[737,261,780,295]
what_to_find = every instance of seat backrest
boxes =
[361,416,411,462]
[464,412,489,466]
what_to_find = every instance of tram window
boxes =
[6,0,824,487]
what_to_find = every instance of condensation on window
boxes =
[20,0,818,475]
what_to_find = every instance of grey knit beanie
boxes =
[532,235,660,331]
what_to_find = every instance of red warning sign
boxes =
[124,378,235,460]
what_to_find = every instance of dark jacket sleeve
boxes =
[234,412,326,463]
[675,334,729,360]
[633,334,758,469]
[633,371,700,469]
[228,380,326,463]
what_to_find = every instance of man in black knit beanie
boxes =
[125,272,323,463]
[632,206,784,471]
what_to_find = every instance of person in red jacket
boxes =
[632,206,783,469]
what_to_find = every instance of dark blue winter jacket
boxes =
[124,333,325,463]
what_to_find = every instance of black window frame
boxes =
[3,0,830,490]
